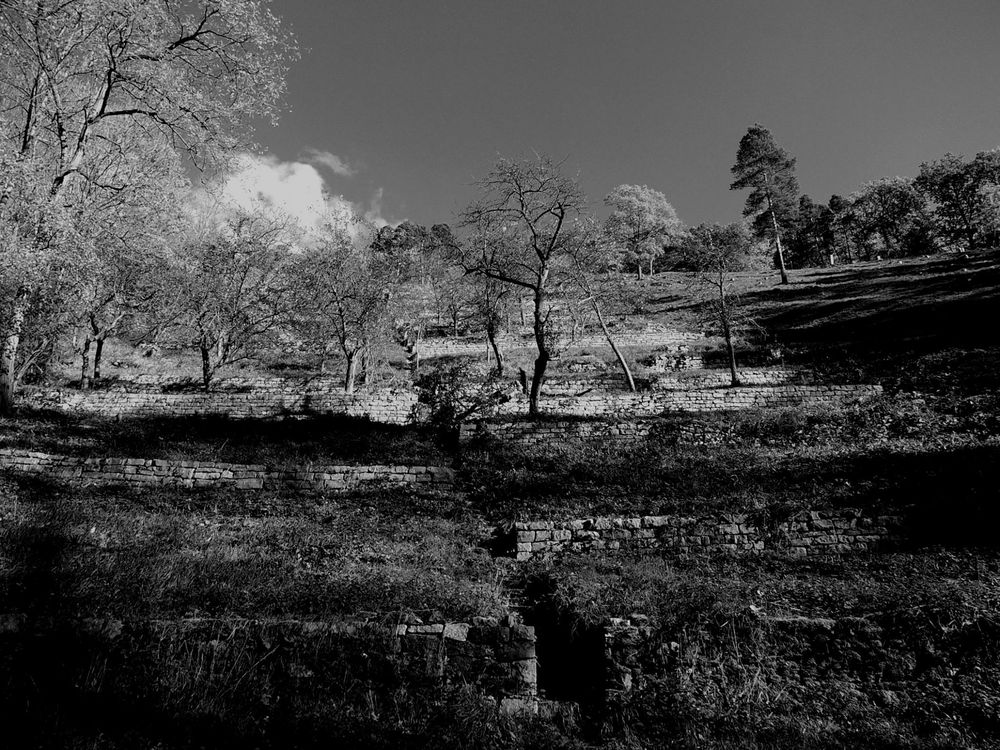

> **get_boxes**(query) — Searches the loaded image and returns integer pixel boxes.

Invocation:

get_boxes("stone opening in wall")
[518,596,606,732]
[534,619,605,705]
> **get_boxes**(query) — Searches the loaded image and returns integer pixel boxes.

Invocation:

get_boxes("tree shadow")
[743,254,1000,352]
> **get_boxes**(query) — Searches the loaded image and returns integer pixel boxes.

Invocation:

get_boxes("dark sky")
[256,0,1000,228]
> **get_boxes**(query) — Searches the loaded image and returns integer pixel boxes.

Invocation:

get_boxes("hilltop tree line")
[728,125,1000,277]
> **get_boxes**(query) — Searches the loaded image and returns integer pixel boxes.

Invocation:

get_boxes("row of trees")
[728,125,1000,275]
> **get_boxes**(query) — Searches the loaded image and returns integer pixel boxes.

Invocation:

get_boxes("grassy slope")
[5,253,1000,748]
[0,472,504,622]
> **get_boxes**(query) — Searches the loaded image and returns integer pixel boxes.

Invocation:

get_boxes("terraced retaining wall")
[418,325,702,360]
[0,614,541,714]
[502,509,904,561]
[648,368,808,390]
[23,386,419,424]
[461,417,736,450]
[497,384,882,417]
[0,448,454,491]
[83,374,363,393]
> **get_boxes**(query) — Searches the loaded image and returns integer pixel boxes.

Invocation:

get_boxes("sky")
[239,0,1000,230]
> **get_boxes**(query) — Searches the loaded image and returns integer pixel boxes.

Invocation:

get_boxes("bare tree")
[682,223,762,387]
[458,155,588,417]
[289,216,409,393]
[167,211,294,390]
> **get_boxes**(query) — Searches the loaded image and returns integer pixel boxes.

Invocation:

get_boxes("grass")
[0,473,503,622]
[462,404,1000,523]
[6,252,1000,748]
[0,411,450,467]
[518,549,1000,749]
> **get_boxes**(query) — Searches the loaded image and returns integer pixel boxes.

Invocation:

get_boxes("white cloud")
[219,153,328,228]
[364,187,388,227]
[196,152,392,236]
[302,148,356,177]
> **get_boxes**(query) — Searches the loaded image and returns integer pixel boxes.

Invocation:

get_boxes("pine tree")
[730,124,800,284]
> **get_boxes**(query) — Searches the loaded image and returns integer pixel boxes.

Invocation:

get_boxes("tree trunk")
[649,257,654,277]
[200,344,213,392]
[719,273,740,387]
[528,289,550,418]
[344,351,359,394]
[94,337,105,381]
[486,325,504,377]
[766,191,790,285]
[80,336,93,390]
[0,286,30,416]
[359,348,370,387]
[592,301,635,392]
[636,264,643,281]
[528,349,549,418]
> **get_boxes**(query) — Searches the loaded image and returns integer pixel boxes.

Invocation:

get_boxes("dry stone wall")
[0,448,454,492]
[497,384,882,417]
[0,613,540,713]
[460,418,659,449]
[461,417,759,451]
[82,374,358,393]
[503,509,903,561]
[418,325,702,360]
[23,386,419,424]
[648,368,808,391]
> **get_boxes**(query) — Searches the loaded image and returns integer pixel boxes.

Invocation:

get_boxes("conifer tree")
[730,124,799,284]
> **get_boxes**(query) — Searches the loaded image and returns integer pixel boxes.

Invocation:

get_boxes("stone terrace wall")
[89,374,361,393]
[418,325,703,360]
[460,418,659,449]
[649,368,809,391]
[496,384,882,417]
[0,614,539,713]
[503,509,904,561]
[0,448,454,492]
[540,368,809,396]
[418,334,528,359]
[460,417,748,451]
[23,387,419,424]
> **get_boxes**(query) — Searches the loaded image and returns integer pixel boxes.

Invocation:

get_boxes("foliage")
[847,177,933,257]
[604,184,683,278]
[414,361,511,434]
[915,150,1000,251]
[0,0,297,411]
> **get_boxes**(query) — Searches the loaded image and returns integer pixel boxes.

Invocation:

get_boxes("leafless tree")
[458,155,588,417]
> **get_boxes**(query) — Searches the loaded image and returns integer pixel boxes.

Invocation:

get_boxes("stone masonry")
[497,384,883,417]
[417,324,702,360]
[23,386,419,424]
[460,417,733,451]
[503,509,903,561]
[0,613,539,714]
[0,448,454,492]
